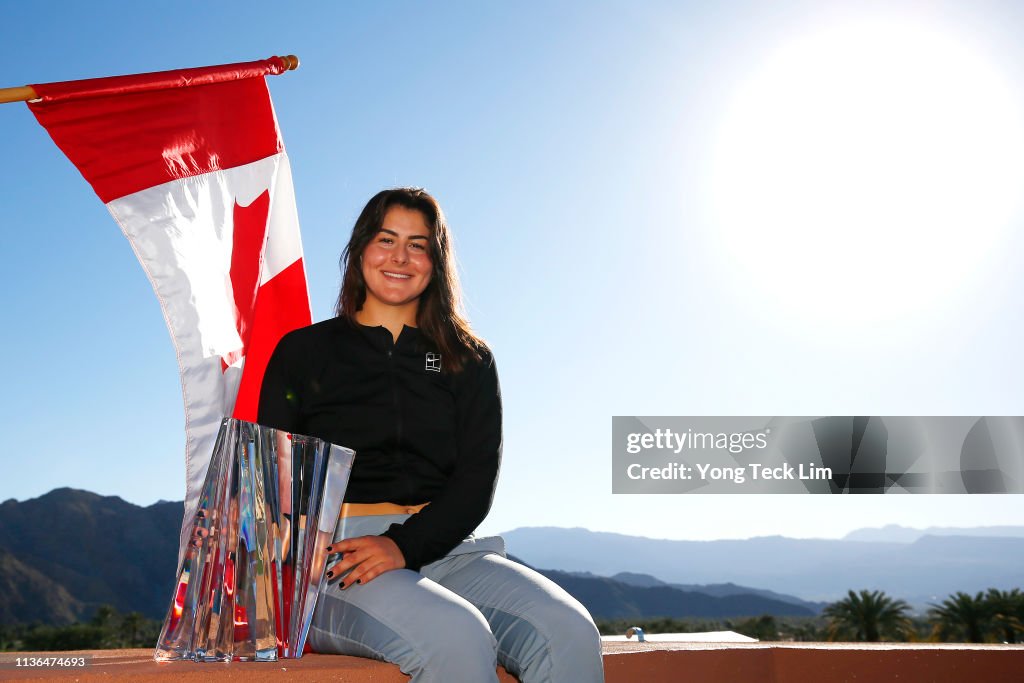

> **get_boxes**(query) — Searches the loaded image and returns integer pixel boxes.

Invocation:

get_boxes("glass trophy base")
[154,418,354,662]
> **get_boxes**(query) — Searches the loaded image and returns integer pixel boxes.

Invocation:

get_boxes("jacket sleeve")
[257,332,304,433]
[381,350,503,570]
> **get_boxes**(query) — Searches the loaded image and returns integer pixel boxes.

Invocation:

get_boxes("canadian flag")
[26,57,312,550]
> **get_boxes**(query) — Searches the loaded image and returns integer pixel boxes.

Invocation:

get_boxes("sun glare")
[709,18,1024,327]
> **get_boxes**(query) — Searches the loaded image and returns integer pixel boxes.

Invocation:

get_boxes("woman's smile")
[361,205,433,310]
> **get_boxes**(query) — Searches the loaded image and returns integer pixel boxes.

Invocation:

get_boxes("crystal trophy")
[154,418,354,661]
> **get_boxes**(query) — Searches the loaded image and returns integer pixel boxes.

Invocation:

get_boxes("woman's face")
[361,205,433,311]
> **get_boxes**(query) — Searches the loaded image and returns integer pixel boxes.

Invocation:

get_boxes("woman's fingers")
[322,535,405,587]
[343,556,387,587]
[324,539,360,579]
[324,541,360,582]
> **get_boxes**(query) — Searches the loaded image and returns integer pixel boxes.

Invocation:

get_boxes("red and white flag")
[26,57,312,549]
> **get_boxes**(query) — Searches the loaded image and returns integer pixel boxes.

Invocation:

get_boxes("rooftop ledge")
[3,642,1023,682]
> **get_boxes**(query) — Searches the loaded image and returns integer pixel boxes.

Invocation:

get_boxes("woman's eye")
[377,236,393,245]
[409,242,426,252]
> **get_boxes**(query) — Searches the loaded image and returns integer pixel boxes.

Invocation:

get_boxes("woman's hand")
[325,535,405,588]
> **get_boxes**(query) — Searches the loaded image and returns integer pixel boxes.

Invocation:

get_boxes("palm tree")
[984,588,1023,644]
[90,604,119,648]
[734,615,778,641]
[121,612,143,648]
[929,591,989,643]
[790,621,824,642]
[824,589,912,642]
[91,604,116,629]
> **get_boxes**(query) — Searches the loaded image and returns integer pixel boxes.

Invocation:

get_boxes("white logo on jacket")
[425,352,441,372]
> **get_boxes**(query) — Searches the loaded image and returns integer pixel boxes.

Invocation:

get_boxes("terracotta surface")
[0,649,516,682]
[2,642,1023,682]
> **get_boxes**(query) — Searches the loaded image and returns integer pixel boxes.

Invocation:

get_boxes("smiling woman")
[257,188,605,682]
[708,16,1024,326]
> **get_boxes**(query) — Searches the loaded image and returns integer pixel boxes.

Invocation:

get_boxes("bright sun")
[709,18,1024,327]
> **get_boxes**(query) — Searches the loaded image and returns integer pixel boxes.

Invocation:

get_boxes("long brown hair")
[335,188,484,371]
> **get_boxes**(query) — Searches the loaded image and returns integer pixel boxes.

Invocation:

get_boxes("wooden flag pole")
[0,85,38,104]
[0,55,300,105]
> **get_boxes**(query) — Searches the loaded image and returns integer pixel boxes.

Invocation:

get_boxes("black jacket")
[257,316,502,570]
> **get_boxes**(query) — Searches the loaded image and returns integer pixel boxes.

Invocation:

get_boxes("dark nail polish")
[355,579,361,585]
[326,546,333,553]
[326,571,333,579]
[339,581,346,589]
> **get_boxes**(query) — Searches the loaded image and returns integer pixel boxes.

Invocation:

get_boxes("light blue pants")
[308,514,605,683]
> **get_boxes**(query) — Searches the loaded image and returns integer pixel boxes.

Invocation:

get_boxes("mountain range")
[501,526,1024,608]
[0,488,179,625]
[842,523,1024,543]
[529,568,820,619]
[1,489,1020,624]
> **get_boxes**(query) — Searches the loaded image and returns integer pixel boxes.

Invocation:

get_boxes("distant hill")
[0,547,83,624]
[610,573,825,613]
[502,527,1024,607]
[842,524,1024,543]
[0,488,181,624]
[536,569,816,619]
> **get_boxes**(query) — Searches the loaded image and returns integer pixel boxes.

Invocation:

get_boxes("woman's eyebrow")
[379,228,429,240]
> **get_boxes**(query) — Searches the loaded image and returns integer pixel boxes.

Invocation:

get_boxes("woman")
[258,188,604,682]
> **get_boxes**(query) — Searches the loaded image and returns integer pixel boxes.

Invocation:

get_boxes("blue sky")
[2,1,1024,543]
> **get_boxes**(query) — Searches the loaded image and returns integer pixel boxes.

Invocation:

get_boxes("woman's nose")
[391,246,409,264]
